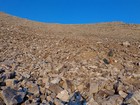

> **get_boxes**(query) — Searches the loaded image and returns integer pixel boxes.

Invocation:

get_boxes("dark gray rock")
[3,71,16,79]
[0,67,5,74]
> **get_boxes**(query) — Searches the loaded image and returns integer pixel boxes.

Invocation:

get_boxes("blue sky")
[0,0,140,24]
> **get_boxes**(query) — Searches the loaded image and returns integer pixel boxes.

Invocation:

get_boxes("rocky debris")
[0,12,140,105]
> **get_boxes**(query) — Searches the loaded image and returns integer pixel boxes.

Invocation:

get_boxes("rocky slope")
[0,12,140,105]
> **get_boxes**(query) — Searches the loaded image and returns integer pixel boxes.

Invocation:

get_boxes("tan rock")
[119,90,127,98]
[48,84,63,94]
[102,95,123,105]
[90,82,99,94]
[51,77,61,84]
[46,96,53,102]
[5,79,17,87]
[28,84,40,97]
[126,90,140,105]
[56,90,69,102]
[122,41,130,47]
[87,97,99,105]
[77,84,84,92]
[54,98,63,105]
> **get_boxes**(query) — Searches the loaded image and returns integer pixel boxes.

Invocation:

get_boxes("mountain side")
[0,12,140,105]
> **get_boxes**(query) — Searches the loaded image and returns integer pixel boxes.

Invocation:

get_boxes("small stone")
[77,84,84,92]
[56,90,70,102]
[103,58,110,64]
[68,92,86,105]
[54,98,63,105]
[23,73,30,79]
[138,45,140,49]
[138,62,140,66]
[1,87,26,105]
[48,84,63,94]
[28,84,40,97]
[0,97,5,105]
[90,82,99,94]
[5,79,18,87]
[124,90,140,105]
[46,95,53,102]
[62,79,72,91]
[102,95,123,105]
[87,97,99,105]
[3,71,16,79]
[122,41,130,47]
[108,49,114,57]
[41,100,50,105]
[32,97,41,103]
[119,90,127,98]
[50,77,61,84]
[0,67,5,74]
[24,100,31,105]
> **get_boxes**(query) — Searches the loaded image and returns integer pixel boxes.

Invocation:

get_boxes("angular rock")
[46,95,53,102]
[124,91,140,105]
[90,81,99,94]
[28,84,40,97]
[119,90,127,98]
[87,97,99,105]
[54,98,63,105]
[41,100,50,105]
[122,41,130,47]
[23,73,30,79]
[0,67,5,74]
[102,95,123,105]
[77,84,84,92]
[48,84,63,94]
[50,77,61,84]
[138,45,140,49]
[0,97,5,105]
[108,49,114,57]
[1,87,26,105]
[56,90,70,102]
[3,71,16,79]
[68,92,86,105]
[5,79,18,87]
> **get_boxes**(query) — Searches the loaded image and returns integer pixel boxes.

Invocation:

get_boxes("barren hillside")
[0,12,140,105]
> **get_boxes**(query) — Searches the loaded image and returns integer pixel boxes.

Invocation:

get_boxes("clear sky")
[0,0,140,24]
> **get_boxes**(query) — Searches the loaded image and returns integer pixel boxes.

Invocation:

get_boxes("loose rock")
[1,87,26,105]
[56,90,70,102]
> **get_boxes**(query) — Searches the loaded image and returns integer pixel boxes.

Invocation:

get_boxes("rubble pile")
[0,12,140,105]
